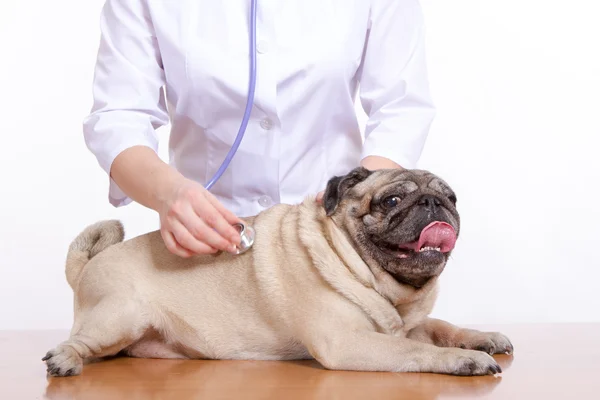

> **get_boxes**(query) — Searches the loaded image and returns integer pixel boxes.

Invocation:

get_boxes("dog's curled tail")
[65,220,125,289]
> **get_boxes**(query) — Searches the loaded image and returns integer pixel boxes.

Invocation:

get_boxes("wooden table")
[1,324,599,399]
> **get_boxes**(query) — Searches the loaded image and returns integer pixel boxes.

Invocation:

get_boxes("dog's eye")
[448,194,457,204]
[382,196,401,208]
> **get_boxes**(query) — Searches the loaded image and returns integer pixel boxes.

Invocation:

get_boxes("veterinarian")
[82,0,435,258]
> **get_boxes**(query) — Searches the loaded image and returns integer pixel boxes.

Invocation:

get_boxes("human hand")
[316,190,324,204]
[157,178,243,257]
[315,156,401,206]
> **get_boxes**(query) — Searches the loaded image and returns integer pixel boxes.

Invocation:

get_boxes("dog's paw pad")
[449,350,502,376]
[487,332,514,355]
[461,332,514,355]
[473,339,497,355]
[42,347,83,377]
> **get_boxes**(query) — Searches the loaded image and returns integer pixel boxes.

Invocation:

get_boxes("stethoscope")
[202,0,258,255]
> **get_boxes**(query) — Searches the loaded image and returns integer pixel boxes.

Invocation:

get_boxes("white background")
[1,1,599,330]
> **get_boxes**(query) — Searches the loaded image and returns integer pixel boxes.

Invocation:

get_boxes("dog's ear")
[323,167,372,216]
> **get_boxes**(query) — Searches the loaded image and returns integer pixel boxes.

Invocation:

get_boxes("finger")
[194,198,241,246]
[178,207,237,253]
[316,191,324,204]
[206,194,243,225]
[161,229,194,258]
[171,218,221,255]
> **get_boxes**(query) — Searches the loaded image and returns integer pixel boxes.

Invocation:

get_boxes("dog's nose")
[419,195,441,211]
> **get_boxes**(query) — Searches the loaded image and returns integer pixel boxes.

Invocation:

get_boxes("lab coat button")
[260,118,273,130]
[258,195,272,207]
[257,40,269,54]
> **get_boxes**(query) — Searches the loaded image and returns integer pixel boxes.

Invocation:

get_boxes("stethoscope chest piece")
[233,222,255,255]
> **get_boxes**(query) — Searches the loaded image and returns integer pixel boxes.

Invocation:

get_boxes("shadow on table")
[44,355,513,400]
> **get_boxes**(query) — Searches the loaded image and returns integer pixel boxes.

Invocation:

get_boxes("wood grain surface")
[1,324,599,399]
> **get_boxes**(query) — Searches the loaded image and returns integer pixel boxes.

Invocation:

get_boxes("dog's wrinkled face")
[323,167,460,288]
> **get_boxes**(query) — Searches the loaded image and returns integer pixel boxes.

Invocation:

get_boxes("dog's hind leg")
[42,296,151,377]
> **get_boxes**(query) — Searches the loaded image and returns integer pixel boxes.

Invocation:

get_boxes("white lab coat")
[83,0,436,217]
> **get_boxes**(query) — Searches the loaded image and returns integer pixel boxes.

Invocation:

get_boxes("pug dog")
[43,168,513,377]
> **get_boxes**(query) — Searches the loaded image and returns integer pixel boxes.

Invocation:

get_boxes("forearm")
[406,318,463,347]
[360,155,403,171]
[109,146,186,212]
[407,317,514,356]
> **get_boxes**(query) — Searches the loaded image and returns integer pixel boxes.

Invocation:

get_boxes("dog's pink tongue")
[415,222,457,253]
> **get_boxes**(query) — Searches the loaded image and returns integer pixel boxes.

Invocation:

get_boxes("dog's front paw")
[457,331,514,356]
[42,346,83,377]
[440,348,502,376]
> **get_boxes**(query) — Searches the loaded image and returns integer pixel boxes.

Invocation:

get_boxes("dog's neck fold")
[296,199,438,336]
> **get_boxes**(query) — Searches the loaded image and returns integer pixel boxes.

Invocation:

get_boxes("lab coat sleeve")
[82,0,169,207]
[358,0,436,169]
